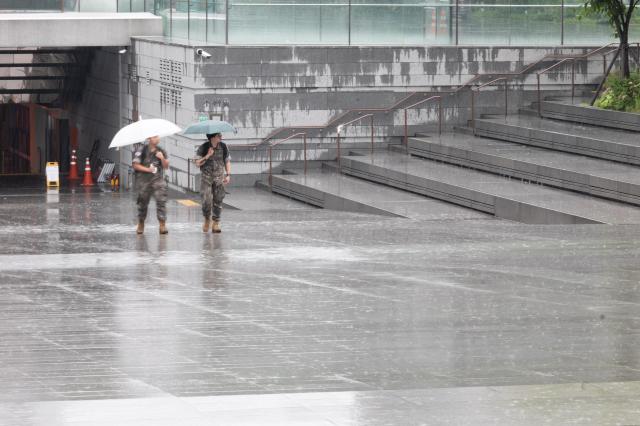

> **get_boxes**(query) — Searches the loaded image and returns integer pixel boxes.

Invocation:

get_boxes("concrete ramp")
[340,151,640,225]
[271,169,491,221]
[474,115,640,165]
[409,134,640,206]
[0,13,162,47]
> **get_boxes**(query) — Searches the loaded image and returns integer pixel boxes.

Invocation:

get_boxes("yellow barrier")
[46,162,60,187]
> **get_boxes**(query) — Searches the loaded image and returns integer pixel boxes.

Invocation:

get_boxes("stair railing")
[403,95,442,152]
[336,114,374,170]
[471,78,508,130]
[268,132,307,187]
[222,42,640,186]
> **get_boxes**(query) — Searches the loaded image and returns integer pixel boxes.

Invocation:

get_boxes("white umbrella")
[109,119,182,149]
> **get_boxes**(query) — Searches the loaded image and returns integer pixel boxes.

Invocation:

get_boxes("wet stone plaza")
[1,185,640,425]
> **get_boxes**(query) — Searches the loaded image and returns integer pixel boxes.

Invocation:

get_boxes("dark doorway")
[0,104,31,175]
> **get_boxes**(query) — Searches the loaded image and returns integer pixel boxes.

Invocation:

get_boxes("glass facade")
[1,0,638,45]
[157,0,640,46]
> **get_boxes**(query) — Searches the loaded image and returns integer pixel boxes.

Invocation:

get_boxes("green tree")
[583,0,639,77]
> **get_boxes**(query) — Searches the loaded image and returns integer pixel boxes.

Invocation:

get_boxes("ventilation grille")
[160,84,182,107]
[128,64,138,82]
[159,59,183,107]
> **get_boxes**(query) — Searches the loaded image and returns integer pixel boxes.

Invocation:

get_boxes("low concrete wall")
[541,99,640,131]
[121,40,608,189]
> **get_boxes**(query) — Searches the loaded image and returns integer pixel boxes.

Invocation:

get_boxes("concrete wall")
[119,39,607,189]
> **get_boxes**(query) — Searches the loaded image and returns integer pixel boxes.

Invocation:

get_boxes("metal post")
[404,108,408,153]
[225,0,230,45]
[187,0,191,40]
[370,115,374,156]
[504,79,508,117]
[591,44,621,106]
[60,0,64,12]
[438,97,442,135]
[571,58,575,102]
[454,0,459,45]
[470,89,475,130]
[603,54,607,75]
[303,133,307,175]
[347,0,352,46]
[170,0,173,38]
[336,132,341,170]
[130,0,133,12]
[268,145,273,187]
[560,0,564,46]
[205,0,209,43]
[187,158,191,190]
[536,74,541,117]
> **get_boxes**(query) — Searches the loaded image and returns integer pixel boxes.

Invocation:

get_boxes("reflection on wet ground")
[0,187,639,425]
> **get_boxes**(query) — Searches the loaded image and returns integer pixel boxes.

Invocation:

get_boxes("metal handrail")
[268,132,307,186]
[536,58,576,115]
[471,77,508,129]
[257,91,439,148]
[218,41,640,186]
[454,42,621,95]
[336,114,374,169]
[403,95,442,152]
[534,44,635,116]
[257,43,633,154]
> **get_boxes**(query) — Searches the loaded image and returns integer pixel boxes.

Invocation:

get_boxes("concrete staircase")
[266,98,640,225]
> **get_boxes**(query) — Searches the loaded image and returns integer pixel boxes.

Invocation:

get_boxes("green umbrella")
[183,120,236,135]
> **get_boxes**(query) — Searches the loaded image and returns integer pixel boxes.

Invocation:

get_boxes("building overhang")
[0,12,162,48]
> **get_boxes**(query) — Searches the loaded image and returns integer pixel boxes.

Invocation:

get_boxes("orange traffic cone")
[81,157,94,186]
[69,149,80,180]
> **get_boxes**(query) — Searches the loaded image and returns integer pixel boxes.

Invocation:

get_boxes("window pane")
[351,0,452,45]
[228,0,349,44]
[458,0,561,46]
[170,0,190,40]
[76,0,117,11]
[563,2,615,45]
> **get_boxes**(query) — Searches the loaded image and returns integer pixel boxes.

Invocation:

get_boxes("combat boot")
[159,220,168,234]
[202,218,211,233]
[136,220,144,235]
[212,220,221,233]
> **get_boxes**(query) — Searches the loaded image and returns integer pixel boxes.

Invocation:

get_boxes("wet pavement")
[1,186,640,425]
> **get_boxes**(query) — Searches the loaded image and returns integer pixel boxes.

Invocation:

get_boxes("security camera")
[196,48,211,58]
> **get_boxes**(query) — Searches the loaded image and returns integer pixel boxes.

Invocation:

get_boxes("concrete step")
[339,151,640,224]
[540,98,640,132]
[409,134,640,206]
[270,169,491,221]
[474,115,640,165]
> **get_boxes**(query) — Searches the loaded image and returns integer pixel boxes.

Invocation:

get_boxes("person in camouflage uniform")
[132,136,170,235]
[195,133,231,233]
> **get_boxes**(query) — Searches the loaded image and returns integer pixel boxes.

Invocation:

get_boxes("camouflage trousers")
[201,181,225,220]
[137,178,168,221]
